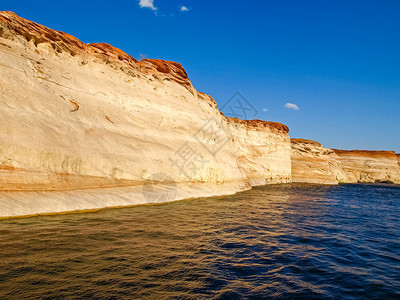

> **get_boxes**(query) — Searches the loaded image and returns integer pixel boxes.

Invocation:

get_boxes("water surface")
[0,184,399,299]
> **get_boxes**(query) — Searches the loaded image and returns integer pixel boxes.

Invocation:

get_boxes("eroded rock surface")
[333,150,400,184]
[291,139,400,184]
[0,11,291,217]
[291,139,347,184]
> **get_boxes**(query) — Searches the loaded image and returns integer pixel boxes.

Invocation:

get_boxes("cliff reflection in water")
[0,184,399,299]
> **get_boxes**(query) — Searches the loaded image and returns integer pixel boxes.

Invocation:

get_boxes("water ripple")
[0,184,399,299]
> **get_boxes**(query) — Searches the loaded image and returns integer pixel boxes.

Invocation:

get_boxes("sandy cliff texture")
[291,139,400,184]
[227,118,291,186]
[0,11,291,217]
[333,150,400,184]
[291,139,347,184]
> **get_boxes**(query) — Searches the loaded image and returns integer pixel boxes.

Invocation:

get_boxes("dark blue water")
[0,184,399,299]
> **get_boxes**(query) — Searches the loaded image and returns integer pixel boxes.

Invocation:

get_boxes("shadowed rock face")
[291,139,400,184]
[0,11,292,216]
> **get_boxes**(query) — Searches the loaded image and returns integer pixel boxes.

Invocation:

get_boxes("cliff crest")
[291,138,322,148]
[0,11,194,91]
[0,10,398,218]
[0,11,292,217]
[227,118,289,134]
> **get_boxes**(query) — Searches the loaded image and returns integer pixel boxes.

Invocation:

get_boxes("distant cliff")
[333,150,400,184]
[291,139,400,184]
[291,139,347,184]
[0,11,291,217]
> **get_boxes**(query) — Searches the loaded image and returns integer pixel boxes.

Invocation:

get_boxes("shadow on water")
[0,184,399,299]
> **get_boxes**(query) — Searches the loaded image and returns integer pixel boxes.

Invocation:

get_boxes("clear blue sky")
[2,0,400,151]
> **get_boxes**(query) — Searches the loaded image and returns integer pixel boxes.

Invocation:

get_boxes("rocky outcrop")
[333,150,400,184]
[291,139,347,184]
[291,139,400,184]
[0,11,291,217]
[1,11,398,218]
[227,118,291,186]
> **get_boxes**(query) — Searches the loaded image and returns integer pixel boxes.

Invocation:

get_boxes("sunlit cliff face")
[291,139,400,184]
[0,11,398,218]
[0,11,291,217]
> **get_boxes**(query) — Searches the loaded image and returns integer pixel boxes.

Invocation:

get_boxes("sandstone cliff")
[291,139,347,184]
[333,150,400,184]
[291,139,400,184]
[0,11,291,217]
[226,118,291,186]
[1,11,398,218]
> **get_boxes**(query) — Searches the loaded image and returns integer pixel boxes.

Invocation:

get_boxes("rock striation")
[291,139,400,184]
[0,11,398,218]
[0,11,291,217]
[226,118,291,186]
[333,150,400,184]
[290,139,347,184]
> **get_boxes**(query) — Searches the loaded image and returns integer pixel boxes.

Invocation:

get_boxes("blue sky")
[2,0,400,151]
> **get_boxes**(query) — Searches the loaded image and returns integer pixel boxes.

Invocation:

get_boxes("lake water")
[0,184,399,299]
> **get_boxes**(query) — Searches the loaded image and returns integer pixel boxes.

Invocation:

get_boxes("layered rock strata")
[0,11,291,217]
[227,118,291,186]
[1,11,398,218]
[291,139,347,184]
[333,150,400,184]
[291,139,400,184]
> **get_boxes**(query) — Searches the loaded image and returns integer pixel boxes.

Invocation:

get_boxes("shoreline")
[1,181,399,220]
[0,12,398,220]
[0,180,252,219]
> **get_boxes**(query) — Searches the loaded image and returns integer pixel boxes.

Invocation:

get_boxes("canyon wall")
[0,11,291,217]
[226,118,291,186]
[291,139,400,184]
[333,150,400,184]
[291,139,347,184]
[0,11,398,218]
